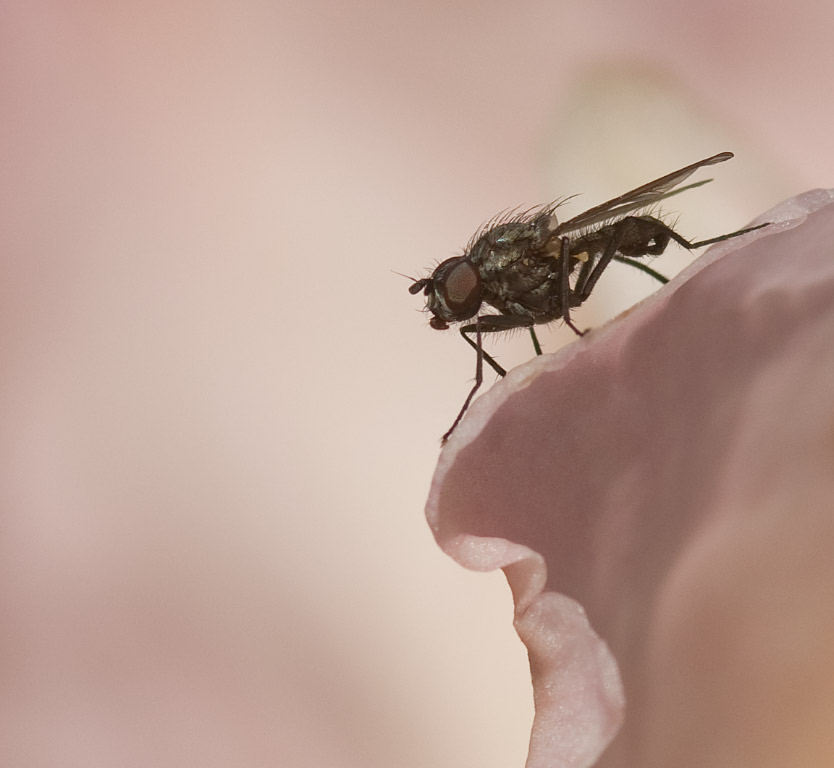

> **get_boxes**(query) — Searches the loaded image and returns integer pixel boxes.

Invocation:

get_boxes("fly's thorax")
[468,219,544,262]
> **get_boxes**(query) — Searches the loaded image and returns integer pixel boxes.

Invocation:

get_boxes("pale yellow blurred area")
[0,1,830,766]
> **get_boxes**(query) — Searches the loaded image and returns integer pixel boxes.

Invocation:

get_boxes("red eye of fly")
[435,258,481,319]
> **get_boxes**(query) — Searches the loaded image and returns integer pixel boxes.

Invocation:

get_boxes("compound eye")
[436,259,481,319]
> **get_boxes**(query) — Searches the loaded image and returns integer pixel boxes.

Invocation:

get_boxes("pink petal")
[427,189,834,767]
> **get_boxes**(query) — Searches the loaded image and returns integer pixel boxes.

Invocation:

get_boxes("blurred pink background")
[0,1,831,765]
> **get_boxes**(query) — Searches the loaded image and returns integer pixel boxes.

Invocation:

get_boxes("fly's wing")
[553,152,733,236]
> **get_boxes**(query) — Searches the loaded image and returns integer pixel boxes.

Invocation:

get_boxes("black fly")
[410,152,768,442]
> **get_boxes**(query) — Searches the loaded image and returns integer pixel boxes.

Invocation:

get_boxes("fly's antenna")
[396,269,433,295]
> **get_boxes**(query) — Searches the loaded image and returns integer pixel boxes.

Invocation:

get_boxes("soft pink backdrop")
[1,1,831,765]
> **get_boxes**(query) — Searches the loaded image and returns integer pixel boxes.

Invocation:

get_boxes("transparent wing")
[554,152,733,236]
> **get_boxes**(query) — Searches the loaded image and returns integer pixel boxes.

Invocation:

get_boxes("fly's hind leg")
[658,221,769,250]
[613,256,669,284]
[559,216,768,347]
[604,217,770,286]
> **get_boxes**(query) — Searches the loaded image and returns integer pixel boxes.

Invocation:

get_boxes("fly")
[410,151,768,442]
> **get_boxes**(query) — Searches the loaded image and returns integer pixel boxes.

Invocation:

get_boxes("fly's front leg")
[442,316,485,443]
[443,314,535,443]
[459,326,506,377]
[459,313,538,376]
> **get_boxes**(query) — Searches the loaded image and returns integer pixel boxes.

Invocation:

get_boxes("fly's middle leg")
[575,217,653,302]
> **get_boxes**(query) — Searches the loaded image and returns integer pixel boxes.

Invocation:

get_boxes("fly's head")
[409,256,482,330]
